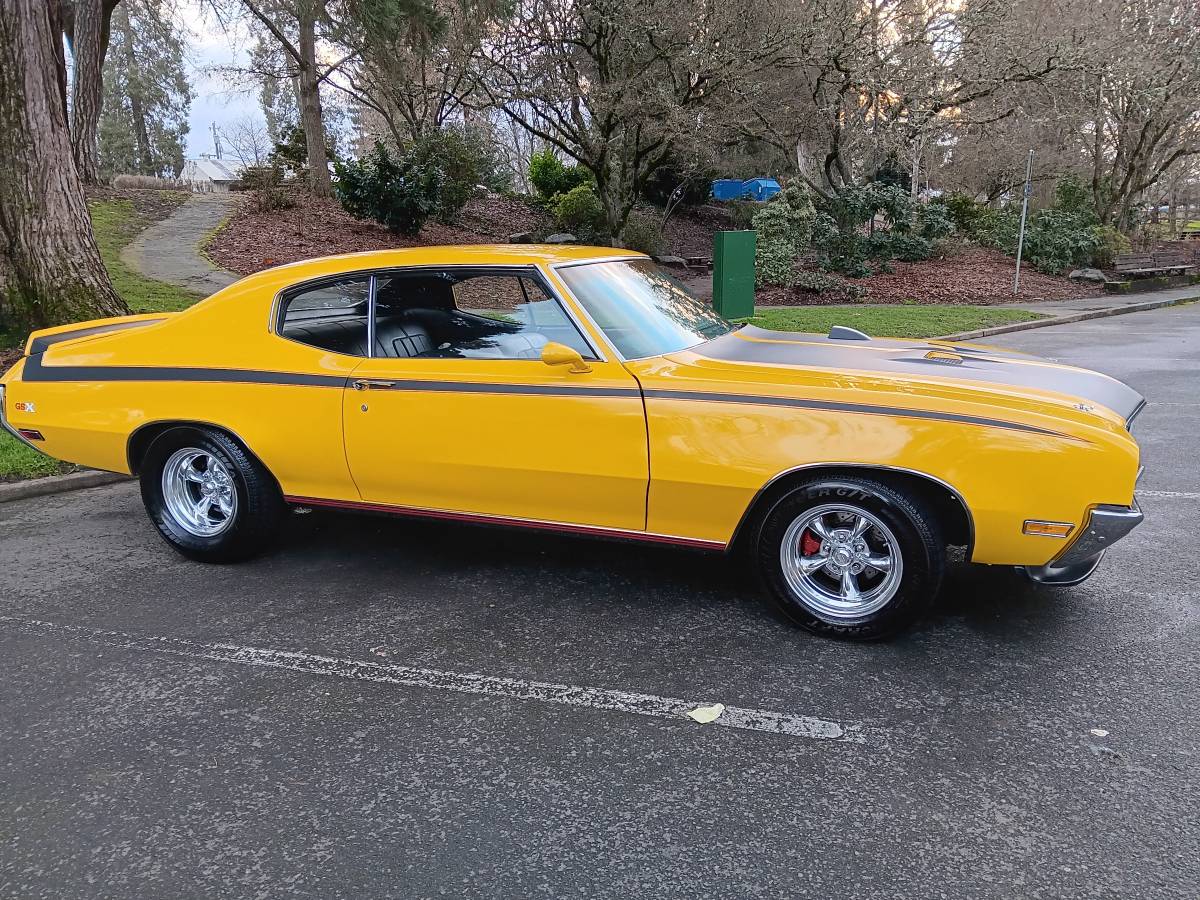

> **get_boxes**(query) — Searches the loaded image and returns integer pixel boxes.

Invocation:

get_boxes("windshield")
[557,258,736,359]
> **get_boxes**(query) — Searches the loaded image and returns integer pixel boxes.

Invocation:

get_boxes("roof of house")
[184,158,245,182]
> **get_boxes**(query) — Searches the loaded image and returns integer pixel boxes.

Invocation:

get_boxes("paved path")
[121,193,239,297]
[999,282,1200,317]
[0,304,1196,897]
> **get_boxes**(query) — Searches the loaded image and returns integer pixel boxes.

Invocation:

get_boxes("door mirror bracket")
[541,342,592,374]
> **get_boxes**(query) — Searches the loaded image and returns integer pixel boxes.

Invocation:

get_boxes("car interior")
[280,271,594,360]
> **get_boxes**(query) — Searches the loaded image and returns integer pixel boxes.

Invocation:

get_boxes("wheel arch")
[127,420,267,478]
[729,464,974,556]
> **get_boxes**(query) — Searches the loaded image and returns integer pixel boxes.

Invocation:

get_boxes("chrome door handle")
[353,379,395,391]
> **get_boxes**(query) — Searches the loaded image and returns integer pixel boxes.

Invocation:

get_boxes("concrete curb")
[0,470,130,504]
[940,294,1199,342]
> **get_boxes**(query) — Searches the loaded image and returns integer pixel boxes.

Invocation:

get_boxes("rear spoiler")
[24,313,170,356]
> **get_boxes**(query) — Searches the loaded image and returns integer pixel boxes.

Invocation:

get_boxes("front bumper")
[1021,498,1143,586]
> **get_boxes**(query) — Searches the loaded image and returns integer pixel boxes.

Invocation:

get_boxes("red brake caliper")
[800,529,822,556]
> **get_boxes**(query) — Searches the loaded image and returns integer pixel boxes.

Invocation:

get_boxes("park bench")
[1113,251,1198,277]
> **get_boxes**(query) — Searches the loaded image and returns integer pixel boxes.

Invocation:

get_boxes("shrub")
[811,183,920,276]
[552,184,606,236]
[620,211,664,256]
[239,164,294,213]
[1020,208,1101,274]
[411,126,504,224]
[916,201,953,240]
[726,200,759,229]
[334,140,440,236]
[751,183,816,286]
[943,192,989,236]
[112,174,181,190]
[529,149,592,200]
[1090,225,1131,269]
[793,270,869,300]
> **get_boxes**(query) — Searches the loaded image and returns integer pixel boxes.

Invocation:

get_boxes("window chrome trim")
[366,274,378,358]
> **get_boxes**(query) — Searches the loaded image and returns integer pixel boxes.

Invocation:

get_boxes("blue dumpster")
[743,177,781,201]
[711,177,782,202]
[711,179,745,201]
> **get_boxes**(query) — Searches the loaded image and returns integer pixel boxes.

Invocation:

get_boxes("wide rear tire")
[755,476,945,640]
[139,426,284,563]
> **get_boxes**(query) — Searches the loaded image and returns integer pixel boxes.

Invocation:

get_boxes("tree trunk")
[113,3,152,174]
[0,0,127,329]
[297,12,332,197]
[68,0,114,185]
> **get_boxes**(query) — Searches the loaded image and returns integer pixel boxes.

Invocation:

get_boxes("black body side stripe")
[20,355,1071,437]
[641,388,1071,438]
[22,355,349,388]
[27,319,168,355]
[366,380,638,398]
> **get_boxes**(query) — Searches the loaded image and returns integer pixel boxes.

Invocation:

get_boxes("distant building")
[180,158,245,193]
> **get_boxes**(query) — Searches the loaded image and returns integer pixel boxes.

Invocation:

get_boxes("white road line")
[0,616,864,744]
[1138,490,1200,500]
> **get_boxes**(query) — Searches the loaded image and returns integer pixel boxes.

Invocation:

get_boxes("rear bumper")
[1021,498,1143,586]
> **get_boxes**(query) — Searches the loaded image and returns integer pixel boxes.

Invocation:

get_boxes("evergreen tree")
[98,0,191,180]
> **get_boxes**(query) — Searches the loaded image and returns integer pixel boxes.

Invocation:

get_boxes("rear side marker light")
[17,429,44,442]
[1023,520,1074,538]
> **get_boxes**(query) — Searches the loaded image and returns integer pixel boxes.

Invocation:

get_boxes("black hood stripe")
[641,389,1071,438]
[20,355,1072,438]
[698,328,1145,423]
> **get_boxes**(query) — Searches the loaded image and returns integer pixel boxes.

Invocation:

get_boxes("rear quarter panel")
[3,275,362,502]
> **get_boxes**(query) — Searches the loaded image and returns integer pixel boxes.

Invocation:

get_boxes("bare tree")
[1,0,126,329]
[482,0,790,242]
[224,114,273,165]
[1074,0,1200,226]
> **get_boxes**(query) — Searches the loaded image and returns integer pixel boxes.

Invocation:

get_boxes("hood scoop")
[828,325,871,341]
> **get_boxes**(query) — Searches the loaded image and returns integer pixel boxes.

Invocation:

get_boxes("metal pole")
[1014,149,1034,296]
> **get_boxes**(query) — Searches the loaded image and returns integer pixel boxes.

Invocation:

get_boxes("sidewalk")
[943,283,1200,340]
[121,194,240,297]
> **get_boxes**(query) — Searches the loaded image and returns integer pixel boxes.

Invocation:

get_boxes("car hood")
[684,326,1145,425]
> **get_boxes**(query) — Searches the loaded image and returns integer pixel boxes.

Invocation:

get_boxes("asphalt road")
[2,305,1197,899]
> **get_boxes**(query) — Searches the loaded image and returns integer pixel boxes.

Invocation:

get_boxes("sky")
[178,1,262,158]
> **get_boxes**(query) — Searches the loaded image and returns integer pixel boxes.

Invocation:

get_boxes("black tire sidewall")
[139,427,278,563]
[756,478,943,640]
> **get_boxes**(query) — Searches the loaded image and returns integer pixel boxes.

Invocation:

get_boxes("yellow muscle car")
[1,246,1144,639]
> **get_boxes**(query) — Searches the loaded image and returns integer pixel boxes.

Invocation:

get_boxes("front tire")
[140,426,283,563]
[755,477,945,640]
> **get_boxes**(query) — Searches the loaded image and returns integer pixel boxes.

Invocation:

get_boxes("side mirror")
[541,341,592,374]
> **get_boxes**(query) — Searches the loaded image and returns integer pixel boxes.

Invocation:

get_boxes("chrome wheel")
[160,448,237,537]
[779,503,903,622]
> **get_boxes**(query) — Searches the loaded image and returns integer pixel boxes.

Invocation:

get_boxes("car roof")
[262,244,646,278]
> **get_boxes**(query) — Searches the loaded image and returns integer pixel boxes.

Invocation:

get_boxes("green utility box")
[712,230,756,319]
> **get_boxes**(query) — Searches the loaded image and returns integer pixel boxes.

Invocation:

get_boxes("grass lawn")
[87,195,202,314]
[743,304,1045,338]
[2,193,202,481]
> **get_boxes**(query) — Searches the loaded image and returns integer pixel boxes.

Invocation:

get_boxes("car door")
[341,266,648,531]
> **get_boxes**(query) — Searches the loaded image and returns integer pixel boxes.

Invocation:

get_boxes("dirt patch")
[208,193,552,276]
[206,194,1101,306]
[0,347,22,369]
[757,246,1105,307]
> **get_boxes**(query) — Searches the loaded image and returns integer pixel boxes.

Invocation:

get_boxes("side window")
[279,277,371,356]
[369,270,596,361]
[448,275,595,359]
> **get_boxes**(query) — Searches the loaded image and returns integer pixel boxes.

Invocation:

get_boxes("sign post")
[712,230,756,319]
[1013,149,1034,296]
